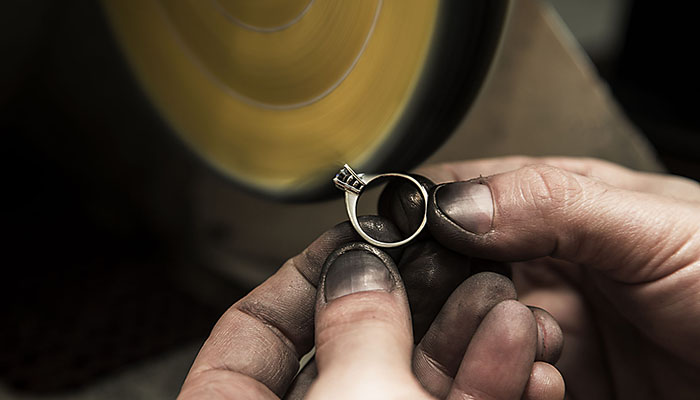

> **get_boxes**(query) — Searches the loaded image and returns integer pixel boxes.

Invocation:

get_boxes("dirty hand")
[178,216,564,399]
[416,156,700,399]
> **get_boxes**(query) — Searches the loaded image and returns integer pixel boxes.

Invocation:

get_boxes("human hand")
[412,156,700,399]
[178,217,565,399]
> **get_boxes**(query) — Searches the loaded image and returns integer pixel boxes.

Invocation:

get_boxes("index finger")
[179,218,403,399]
[418,156,700,201]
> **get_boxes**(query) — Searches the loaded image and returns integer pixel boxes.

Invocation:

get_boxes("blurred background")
[546,0,699,177]
[1,0,697,398]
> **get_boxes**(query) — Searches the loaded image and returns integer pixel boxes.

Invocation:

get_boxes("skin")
[178,155,700,399]
[179,220,564,398]
[417,156,700,399]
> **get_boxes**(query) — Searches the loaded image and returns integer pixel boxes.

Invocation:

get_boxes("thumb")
[306,243,429,400]
[427,164,700,284]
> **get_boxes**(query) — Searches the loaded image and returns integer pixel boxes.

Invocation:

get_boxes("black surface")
[608,0,700,180]
[1,1,240,393]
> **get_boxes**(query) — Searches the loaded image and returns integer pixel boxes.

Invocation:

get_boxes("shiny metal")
[334,164,428,248]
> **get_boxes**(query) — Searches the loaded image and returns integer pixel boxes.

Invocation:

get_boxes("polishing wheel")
[102,0,509,200]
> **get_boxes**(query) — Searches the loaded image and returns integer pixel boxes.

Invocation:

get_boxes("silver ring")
[333,164,428,248]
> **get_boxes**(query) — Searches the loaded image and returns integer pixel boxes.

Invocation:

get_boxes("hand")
[178,218,565,399]
[414,156,700,399]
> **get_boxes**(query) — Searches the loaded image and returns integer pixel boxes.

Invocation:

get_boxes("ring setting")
[334,164,428,248]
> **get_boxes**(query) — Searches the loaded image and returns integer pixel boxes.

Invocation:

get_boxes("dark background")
[1,0,698,395]
[603,1,700,179]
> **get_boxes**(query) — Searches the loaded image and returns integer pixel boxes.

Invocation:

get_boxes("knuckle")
[517,164,587,215]
[574,157,608,177]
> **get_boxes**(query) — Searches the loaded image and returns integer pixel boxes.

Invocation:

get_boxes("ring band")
[333,164,428,248]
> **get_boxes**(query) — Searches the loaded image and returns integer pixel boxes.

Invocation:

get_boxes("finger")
[417,156,539,183]
[514,259,613,399]
[522,362,566,400]
[378,172,471,342]
[398,240,471,342]
[307,243,430,399]
[447,300,538,400]
[180,217,403,399]
[413,272,517,399]
[418,156,700,201]
[427,164,700,361]
[530,307,564,364]
[378,174,434,238]
[378,173,476,342]
[427,163,700,284]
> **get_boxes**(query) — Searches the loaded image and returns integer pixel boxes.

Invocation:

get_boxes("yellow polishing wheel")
[102,0,508,199]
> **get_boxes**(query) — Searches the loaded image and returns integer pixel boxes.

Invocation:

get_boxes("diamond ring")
[334,164,428,248]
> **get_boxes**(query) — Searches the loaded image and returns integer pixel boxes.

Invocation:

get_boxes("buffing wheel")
[102,0,509,199]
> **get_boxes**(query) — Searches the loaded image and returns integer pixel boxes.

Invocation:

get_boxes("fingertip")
[412,272,517,397]
[434,181,494,234]
[317,242,401,306]
[463,271,516,299]
[356,216,405,260]
[491,299,538,338]
[377,174,434,238]
[426,183,486,257]
[322,248,394,302]
[427,165,575,260]
[522,362,566,400]
[449,300,537,399]
[398,240,471,342]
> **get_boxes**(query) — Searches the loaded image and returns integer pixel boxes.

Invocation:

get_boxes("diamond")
[333,164,365,194]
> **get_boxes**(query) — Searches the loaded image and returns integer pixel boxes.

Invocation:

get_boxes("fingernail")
[435,182,494,234]
[324,248,393,302]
